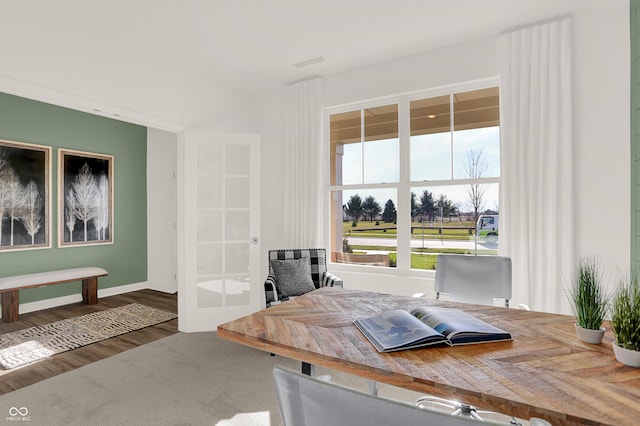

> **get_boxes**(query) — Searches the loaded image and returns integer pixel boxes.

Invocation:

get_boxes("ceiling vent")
[294,56,326,68]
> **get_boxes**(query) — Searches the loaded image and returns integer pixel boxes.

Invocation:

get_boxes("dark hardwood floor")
[0,289,178,395]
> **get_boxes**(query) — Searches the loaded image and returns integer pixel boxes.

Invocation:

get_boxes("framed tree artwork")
[58,149,114,247]
[0,139,51,251]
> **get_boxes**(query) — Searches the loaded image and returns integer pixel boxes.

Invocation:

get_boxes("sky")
[339,126,500,215]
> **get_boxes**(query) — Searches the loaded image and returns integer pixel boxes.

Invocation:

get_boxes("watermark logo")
[6,407,30,422]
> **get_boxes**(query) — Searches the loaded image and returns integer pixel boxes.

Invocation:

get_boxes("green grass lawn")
[343,220,476,241]
[388,252,437,269]
[350,243,498,269]
[352,249,496,270]
[342,220,497,270]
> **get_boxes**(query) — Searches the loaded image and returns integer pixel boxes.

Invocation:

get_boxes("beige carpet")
[0,332,423,425]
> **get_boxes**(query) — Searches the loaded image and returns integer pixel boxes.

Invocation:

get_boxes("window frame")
[324,77,500,277]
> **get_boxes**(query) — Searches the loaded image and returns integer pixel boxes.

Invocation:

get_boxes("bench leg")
[1,290,20,323]
[82,277,98,305]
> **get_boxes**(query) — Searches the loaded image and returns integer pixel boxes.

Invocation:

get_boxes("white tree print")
[18,180,42,244]
[60,153,112,246]
[0,151,10,245]
[5,166,25,246]
[92,173,109,240]
[69,162,99,242]
[65,191,77,243]
[0,143,49,249]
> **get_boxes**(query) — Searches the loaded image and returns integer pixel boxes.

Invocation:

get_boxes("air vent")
[294,56,326,68]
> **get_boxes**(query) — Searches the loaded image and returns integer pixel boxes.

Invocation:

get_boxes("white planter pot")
[613,342,640,368]
[575,324,605,344]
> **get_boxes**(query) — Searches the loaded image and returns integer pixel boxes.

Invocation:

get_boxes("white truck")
[476,214,499,243]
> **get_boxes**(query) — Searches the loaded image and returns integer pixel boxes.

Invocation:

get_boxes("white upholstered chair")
[413,254,525,422]
[273,366,509,426]
[415,395,540,425]
[434,254,512,307]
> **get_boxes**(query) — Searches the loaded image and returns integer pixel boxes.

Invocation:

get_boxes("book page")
[411,307,511,344]
[354,309,446,352]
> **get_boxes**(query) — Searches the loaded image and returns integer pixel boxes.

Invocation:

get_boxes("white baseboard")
[11,281,149,317]
[146,283,178,294]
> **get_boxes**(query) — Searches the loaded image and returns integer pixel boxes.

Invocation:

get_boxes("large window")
[328,84,500,270]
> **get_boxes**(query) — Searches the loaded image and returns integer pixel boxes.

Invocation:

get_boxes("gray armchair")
[264,248,343,307]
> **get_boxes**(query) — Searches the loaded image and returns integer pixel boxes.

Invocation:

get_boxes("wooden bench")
[0,267,108,323]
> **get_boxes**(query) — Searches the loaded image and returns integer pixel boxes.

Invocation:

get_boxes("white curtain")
[283,78,324,248]
[499,17,575,314]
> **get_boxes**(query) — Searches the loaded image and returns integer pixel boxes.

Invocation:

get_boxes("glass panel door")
[179,132,260,332]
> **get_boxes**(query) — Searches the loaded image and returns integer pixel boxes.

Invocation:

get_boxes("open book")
[354,307,512,353]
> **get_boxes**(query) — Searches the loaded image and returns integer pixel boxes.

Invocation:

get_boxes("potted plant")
[567,257,609,344]
[610,273,640,367]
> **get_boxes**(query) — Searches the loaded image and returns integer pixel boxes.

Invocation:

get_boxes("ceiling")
[0,0,622,131]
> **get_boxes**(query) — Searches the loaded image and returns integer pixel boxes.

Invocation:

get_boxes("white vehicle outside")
[476,214,499,243]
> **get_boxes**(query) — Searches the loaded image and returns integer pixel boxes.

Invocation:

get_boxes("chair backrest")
[273,366,503,426]
[268,249,327,289]
[434,254,512,307]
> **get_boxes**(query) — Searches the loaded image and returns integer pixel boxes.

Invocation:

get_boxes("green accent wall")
[633,0,640,271]
[0,92,147,303]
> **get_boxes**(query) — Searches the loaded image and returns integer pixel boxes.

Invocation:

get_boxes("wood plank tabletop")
[217,287,640,426]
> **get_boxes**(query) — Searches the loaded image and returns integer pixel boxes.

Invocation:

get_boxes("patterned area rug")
[0,303,177,370]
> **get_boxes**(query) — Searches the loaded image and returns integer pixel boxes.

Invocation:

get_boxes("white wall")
[572,5,630,287]
[323,36,498,107]
[147,128,178,293]
[255,3,631,307]
[253,87,288,279]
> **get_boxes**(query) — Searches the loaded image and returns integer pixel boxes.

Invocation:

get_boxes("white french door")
[178,132,261,332]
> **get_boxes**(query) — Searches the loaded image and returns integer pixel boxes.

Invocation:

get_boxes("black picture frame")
[0,139,51,251]
[58,149,114,247]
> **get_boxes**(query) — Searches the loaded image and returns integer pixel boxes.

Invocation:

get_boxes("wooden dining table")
[217,287,640,426]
